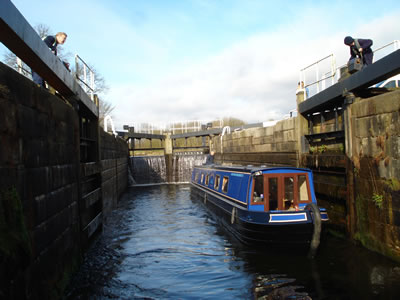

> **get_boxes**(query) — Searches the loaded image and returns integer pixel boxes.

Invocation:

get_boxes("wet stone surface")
[65,185,400,299]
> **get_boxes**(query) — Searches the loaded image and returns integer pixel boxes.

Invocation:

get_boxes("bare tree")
[74,62,108,95]
[220,117,247,127]
[98,99,115,127]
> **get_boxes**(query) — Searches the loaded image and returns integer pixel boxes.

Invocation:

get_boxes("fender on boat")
[306,203,321,259]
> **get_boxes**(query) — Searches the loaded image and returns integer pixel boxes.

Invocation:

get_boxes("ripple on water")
[65,185,400,300]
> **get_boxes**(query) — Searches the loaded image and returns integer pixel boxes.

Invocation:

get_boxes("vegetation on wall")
[372,193,383,209]
[0,187,32,262]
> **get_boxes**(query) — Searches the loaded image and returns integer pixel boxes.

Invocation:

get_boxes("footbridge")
[118,123,264,153]
[297,47,400,147]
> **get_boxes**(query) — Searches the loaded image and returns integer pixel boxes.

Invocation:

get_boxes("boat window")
[222,176,229,193]
[195,172,199,182]
[201,173,204,184]
[284,177,294,210]
[298,175,309,202]
[268,177,278,210]
[214,175,220,190]
[205,174,209,186]
[253,174,264,203]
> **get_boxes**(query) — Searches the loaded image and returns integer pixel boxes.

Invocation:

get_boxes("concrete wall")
[0,63,128,298]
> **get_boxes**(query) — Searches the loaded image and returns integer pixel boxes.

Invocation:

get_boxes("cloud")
[8,0,399,131]
[109,9,400,130]
[105,23,305,127]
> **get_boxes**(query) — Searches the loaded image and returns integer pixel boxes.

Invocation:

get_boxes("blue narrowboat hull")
[190,164,328,248]
[191,184,314,247]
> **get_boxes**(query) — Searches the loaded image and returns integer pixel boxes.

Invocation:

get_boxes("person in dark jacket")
[31,32,68,87]
[344,36,373,65]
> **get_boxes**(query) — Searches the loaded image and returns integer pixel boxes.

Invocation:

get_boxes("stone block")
[274,120,284,132]
[283,129,295,141]
[360,137,380,158]
[282,118,296,131]
[253,128,266,138]
[356,114,395,138]
[0,134,20,165]
[51,164,76,190]
[81,162,101,177]
[239,137,252,146]
[102,167,116,182]
[253,144,272,152]
[392,159,400,179]
[45,184,77,220]
[243,145,252,152]
[0,65,36,109]
[101,159,115,170]
[26,167,50,198]
[117,163,127,175]
[83,187,101,209]
[352,90,400,118]
[34,194,47,225]
[262,136,274,144]
[243,128,258,138]
[33,223,48,255]
[265,126,274,136]
[277,141,297,152]
[232,131,240,139]
[23,138,50,168]
[252,137,263,145]
[117,157,128,166]
[17,106,45,138]
[0,99,17,136]
[273,131,284,143]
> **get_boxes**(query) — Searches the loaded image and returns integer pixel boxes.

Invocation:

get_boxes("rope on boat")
[306,203,322,259]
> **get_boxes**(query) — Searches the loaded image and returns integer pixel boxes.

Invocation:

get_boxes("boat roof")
[194,164,311,174]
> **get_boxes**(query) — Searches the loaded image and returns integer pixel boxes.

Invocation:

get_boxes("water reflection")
[65,185,400,299]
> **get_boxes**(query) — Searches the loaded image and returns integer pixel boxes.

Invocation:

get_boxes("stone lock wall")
[100,130,128,218]
[0,62,81,299]
[0,63,129,298]
[348,89,400,260]
[211,118,298,166]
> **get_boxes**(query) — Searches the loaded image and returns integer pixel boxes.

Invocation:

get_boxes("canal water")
[65,185,400,299]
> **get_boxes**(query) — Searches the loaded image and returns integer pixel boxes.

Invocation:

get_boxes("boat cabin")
[192,165,316,212]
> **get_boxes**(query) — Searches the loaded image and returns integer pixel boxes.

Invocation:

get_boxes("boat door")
[251,172,312,211]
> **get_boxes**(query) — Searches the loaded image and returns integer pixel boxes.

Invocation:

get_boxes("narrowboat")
[190,164,328,254]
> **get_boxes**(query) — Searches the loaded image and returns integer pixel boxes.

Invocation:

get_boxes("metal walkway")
[298,49,400,116]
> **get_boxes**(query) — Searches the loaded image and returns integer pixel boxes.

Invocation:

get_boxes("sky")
[2,0,400,130]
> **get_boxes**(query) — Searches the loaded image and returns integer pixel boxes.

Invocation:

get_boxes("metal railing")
[16,57,31,76]
[129,119,224,135]
[75,54,95,101]
[299,54,336,99]
[300,40,400,99]
[12,52,97,103]
[103,115,117,136]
